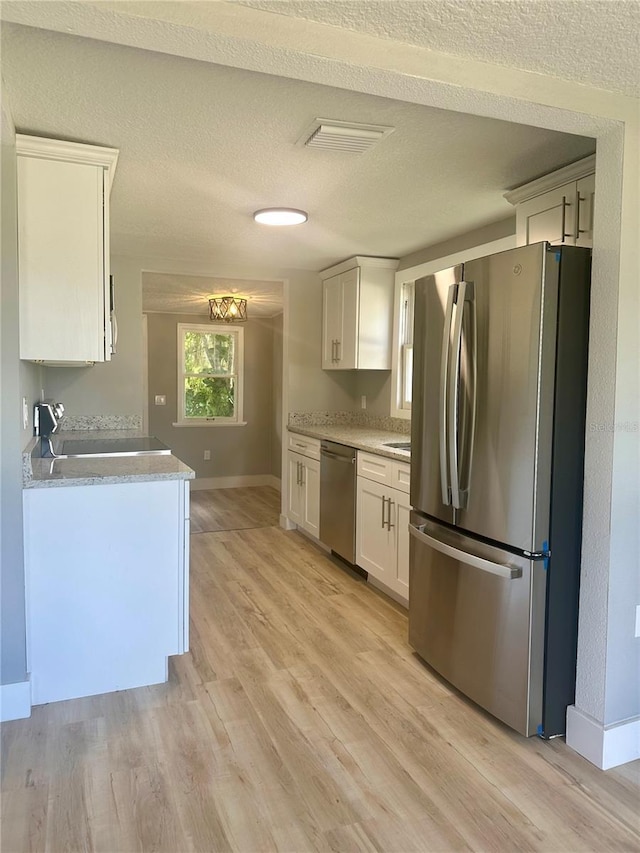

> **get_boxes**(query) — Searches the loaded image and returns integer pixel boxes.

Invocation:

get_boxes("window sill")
[172,421,248,428]
[389,407,411,421]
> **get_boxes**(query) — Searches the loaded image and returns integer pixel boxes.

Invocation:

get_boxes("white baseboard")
[566,705,640,769]
[0,678,32,721]
[192,475,281,491]
[280,514,297,530]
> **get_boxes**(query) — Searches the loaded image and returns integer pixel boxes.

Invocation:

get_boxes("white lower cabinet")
[23,478,190,706]
[356,451,411,604]
[287,450,320,537]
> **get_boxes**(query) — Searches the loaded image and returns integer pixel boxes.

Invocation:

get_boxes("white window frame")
[174,323,246,427]
[390,235,517,419]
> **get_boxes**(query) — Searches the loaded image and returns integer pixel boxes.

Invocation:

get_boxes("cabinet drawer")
[287,432,321,460]
[358,450,411,490]
[358,450,393,484]
[391,461,411,494]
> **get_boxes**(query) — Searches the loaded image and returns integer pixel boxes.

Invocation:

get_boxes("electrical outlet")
[635,605,640,638]
[204,450,211,461]
[154,395,166,406]
[361,395,367,410]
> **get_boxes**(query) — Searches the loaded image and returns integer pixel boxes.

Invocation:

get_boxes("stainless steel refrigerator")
[409,242,591,738]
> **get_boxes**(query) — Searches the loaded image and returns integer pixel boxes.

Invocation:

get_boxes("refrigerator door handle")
[448,281,466,509]
[439,284,456,505]
[409,523,523,580]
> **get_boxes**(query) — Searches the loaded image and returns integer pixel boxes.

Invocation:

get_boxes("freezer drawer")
[408,514,546,736]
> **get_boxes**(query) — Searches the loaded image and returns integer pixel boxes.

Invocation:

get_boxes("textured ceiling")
[142,273,283,318]
[241,0,640,98]
[1,6,601,312]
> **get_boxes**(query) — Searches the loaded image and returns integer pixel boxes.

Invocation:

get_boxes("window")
[176,324,244,425]
[399,281,414,411]
[391,279,415,419]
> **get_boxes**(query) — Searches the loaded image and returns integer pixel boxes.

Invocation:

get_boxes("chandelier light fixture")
[253,208,308,226]
[209,295,248,323]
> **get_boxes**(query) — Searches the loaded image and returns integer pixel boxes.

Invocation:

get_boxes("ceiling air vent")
[297,118,395,153]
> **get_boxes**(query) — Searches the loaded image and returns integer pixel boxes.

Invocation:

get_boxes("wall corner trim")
[566,705,640,770]
[0,678,32,722]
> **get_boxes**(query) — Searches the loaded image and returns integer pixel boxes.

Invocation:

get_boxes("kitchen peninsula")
[22,426,193,707]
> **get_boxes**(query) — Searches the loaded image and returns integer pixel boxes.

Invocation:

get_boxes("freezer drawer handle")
[409,524,523,580]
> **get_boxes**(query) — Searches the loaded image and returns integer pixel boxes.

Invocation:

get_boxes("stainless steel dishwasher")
[320,441,357,563]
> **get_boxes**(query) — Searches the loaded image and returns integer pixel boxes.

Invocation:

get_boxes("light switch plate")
[154,395,166,406]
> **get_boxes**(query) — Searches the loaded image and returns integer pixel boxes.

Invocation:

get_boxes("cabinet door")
[356,477,395,582]
[338,267,359,369]
[395,492,411,600]
[322,274,343,369]
[287,452,303,524]
[516,181,577,247]
[576,174,595,248]
[301,457,320,537]
[18,156,108,362]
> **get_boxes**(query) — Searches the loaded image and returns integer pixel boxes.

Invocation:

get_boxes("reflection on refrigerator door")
[408,513,546,737]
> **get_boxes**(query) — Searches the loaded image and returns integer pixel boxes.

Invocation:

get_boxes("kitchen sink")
[384,441,411,450]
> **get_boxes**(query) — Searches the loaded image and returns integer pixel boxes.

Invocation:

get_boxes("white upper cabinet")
[17,135,119,365]
[320,256,399,370]
[504,154,595,249]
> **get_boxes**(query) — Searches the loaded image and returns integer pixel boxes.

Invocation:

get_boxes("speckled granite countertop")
[23,430,194,489]
[288,424,411,462]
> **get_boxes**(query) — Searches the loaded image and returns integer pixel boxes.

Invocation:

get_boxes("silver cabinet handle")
[439,285,456,506]
[300,462,305,487]
[561,195,572,242]
[386,498,395,530]
[576,192,590,237]
[297,460,302,486]
[336,339,341,362]
[381,495,386,528]
[409,524,523,580]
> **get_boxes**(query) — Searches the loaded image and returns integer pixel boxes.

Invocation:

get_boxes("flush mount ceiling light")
[297,118,396,153]
[253,208,308,226]
[209,295,248,322]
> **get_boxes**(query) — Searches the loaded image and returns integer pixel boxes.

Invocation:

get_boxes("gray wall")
[286,270,359,413]
[43,254,144,419]
[271,313,283,479]
[398,217,516,271]
[146,312,275,479]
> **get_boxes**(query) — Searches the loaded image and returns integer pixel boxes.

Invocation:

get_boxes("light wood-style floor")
[2,486,639,852]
